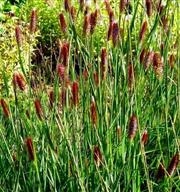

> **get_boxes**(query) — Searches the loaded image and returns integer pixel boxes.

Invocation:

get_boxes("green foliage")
[0,0,179,191]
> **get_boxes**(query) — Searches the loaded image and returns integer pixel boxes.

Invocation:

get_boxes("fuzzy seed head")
[71,81,79,106]
[59,42,70,66]
[13,72,26,91]
[128,63,135,90]
[145,0,152,17]
[34,99,43,120]
[25,137,35,161]
[59,13,67,33]
[167,153,179,176]
[90,97,97,125]
[90,10,98,34]
[141,130,148,145]
[0,98,10,118]
[15,26,22,47]
[139,20,148,42]
[94,146,102,167]
[156,163,165,180]
[153,52,163,76]
[83,14,90,36]
[64,0,71,12]
[100,48,108,80]
[30,9,37,33]
[128,115,138,140]
[112,21,119,46]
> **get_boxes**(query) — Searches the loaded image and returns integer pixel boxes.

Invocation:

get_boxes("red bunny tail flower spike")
[71,81,79,106]
[83,14,90,36]
[90,9,98,34]
[145,0,152,17]
[112,21,119,47]
[141,130,148,145]
[70,6,76,21]
[13,72,26,91]
[156,163,165,180]
[57,63,66,80]
[0,98,10,118]
[128,63,135,90]
[94,145,102,167]
[128,114,138,140]
[25,137,35,161]
[167,153,179,176]
[100,47,108,80]
[64,0,71,12]
[153,52,163,77]
[59,13,67,33]
[15,25,22,47]
[34,99,43,120]
[90,96,97,126]
[29,9,37,33]
[107,21,113,41]
[139,20,148,42]
[59,42,70,66]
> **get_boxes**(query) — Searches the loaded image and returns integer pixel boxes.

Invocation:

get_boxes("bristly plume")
[167,153,179,176]
[59,13,67,33]
[13,72,26,91]
[29,9,37,33]
[90,9,98,34]
[107,22,113,41]
[145,0,152,17]
[156,163,165,180]
[15,25,22,47]
[90,96,97,126]
[71,81,79,106]
[128,114,138,140]
[70,6,76,21]
[112,21,119,46]
[93,71,99,86]
[0,98,10,118]
[25,137,35,161]
[34,99,43,120]
[60,88,67,107]
[100,48,108,80]
[57,63,66,80]
[141,130,148,145]
[139,20,148,42]
[83,14,90,36]
[128,63,135,90]
[64,0,71,12]
[93,145,102,167]
[153,52,163,77]
[59,42,70,66]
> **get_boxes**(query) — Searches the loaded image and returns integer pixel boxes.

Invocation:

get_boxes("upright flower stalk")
[34,99,44,120]
[25,137,35,161]
[71,81,79,106]
[90,97,97,126]
[59,13,67,33]
[29,9,37,34]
